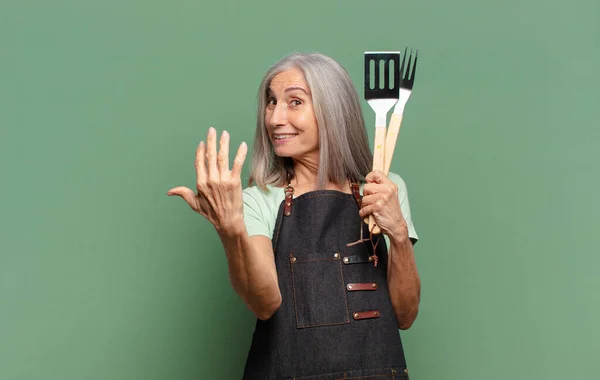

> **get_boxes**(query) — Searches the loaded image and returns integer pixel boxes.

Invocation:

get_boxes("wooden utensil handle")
[373,126,386,171]
[383,113,403,175]
[368,126,386,234]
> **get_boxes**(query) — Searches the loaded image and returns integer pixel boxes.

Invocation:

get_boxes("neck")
[291,156,319,187]
[289,156,351,195]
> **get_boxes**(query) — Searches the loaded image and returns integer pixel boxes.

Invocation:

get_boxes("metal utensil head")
[364,51,401,100]
[400,47,418,90]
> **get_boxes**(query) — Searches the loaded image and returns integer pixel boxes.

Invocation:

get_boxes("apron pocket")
[289,252,350,328]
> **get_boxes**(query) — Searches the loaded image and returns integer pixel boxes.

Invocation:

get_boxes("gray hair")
[249,53,372,190]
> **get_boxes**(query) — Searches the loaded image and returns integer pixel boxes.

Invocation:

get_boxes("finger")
[365,170,388,184]
[167,186,198,211]
[363,182,387,196]
[217,130,230,177]
[231,141,248,179]
[362,183,377,196]
[360,193,380,207]
[359,204,377,220]
[206,127,219,181]
[195,141,207,187]
[359,201,384,220]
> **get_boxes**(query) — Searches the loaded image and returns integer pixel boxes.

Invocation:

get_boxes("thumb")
[365,170,387,184]
[167,186,198,210]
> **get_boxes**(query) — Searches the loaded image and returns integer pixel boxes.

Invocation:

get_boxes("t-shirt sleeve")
[242,187,273,239]
[388,172,419,244]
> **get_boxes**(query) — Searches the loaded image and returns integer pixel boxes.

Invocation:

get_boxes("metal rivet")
[286,202,291,206]
[391,369,397,375]
[353,313,359,318]
[285,212,291,216]
[404,369,408,374]
[291,257,296,262]
[368,256,374,262]
[347,284,353,290]
[372,283,377,289]
[333,253,339,258]
[343,257,349,263]
[374,311,380,317]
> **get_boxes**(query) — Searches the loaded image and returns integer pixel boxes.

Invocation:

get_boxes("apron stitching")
[289,253,301,329]
[300,193,353,201]
[272,205,285,250]
[297,320,350,328]
[343,375,393,379]
[337,256,351,323]
[294,257,341,263]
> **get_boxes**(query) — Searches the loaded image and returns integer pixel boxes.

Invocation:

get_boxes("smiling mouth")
[273,133,298,140]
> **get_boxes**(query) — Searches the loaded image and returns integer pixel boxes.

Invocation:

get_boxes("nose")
[269,103,287,127]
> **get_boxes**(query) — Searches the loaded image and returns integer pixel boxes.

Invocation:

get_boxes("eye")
[290,99,302,107]
[268,97,277,105]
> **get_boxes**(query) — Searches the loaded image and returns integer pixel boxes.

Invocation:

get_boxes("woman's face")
[265,68,319,161]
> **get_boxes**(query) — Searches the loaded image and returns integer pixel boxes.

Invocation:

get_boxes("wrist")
[215,217,247,239]
[388,221,410,244]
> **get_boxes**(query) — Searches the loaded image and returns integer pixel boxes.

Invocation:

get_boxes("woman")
[168,53,421,379]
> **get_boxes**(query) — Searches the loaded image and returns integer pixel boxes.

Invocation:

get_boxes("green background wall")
[1,1,598,379]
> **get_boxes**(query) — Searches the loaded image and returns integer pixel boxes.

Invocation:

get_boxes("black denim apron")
[242,185,409,380]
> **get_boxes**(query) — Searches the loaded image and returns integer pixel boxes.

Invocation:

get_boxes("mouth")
[273,133,298,141]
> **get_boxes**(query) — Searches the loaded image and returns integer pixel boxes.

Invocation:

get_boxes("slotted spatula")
[364,51,400,234]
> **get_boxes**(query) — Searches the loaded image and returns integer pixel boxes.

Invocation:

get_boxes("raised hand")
[359,171,408,240]
[167,127,248,235]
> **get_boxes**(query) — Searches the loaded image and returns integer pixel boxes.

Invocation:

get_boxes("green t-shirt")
[242,172,418,247]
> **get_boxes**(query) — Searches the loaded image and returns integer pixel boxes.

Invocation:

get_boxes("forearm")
[217,224,282,320]
[386,225,421,330]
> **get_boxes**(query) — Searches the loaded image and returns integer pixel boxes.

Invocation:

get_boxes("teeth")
[274,134,297,140]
